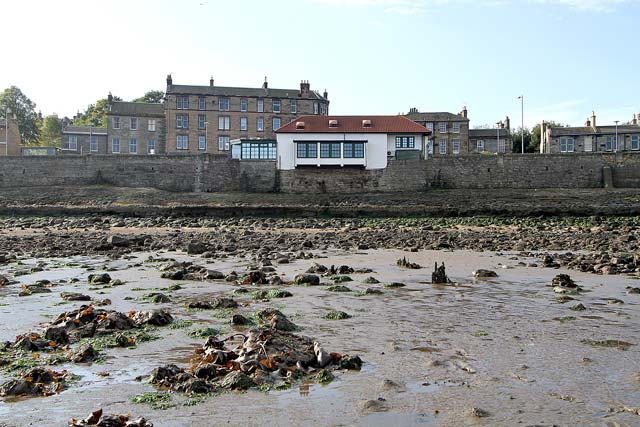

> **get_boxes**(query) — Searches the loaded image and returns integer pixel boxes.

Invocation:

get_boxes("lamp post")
[614,120,619,152]
[518,95,524,153]
[496,122,501,153]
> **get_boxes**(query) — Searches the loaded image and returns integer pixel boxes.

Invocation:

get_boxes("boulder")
[473,269,498,278]
[294,274,320,286]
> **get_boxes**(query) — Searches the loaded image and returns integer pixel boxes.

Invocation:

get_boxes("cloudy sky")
[1,0,639,128]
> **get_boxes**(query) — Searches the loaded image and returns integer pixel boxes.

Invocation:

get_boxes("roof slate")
[549,125,640,136]
[276,115,431,134]
[63,126,107,135]
[108,102,164,117]
[469,128,511,138]
[405,112,469,122]
[167,84,328,101]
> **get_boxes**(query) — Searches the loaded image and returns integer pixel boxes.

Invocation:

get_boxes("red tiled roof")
[276,115,431,134]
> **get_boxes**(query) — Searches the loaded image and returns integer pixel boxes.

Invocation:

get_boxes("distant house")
[0,116,21,157]
[230,138,277,160]
[107,94,165,155]
[469,124,512,154]
[60,126,107,154]
[540,111,640,154]
[275,115,431,170]
[404,107,470,156]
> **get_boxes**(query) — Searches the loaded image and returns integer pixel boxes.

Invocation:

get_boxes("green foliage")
[39,114,62,147]
[132,90,165,103]
[0,86,40,143]
[72,96,121,127]
[131,391,175,410]
[512,121,568,153]
[187,327,220,339]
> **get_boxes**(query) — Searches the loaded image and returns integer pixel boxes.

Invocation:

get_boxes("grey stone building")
[540,111,640,154]
[164,75,330,155]
[60,126,108,155]
[106,95,165,155]
[0,116,21,157]
[405,108,470,156]
[469,126,513,154]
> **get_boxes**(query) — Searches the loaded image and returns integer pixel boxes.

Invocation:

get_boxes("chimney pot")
[166,74,173,86]
[210,76,214,87]
[590,111,596,128]
[263,76,268,89]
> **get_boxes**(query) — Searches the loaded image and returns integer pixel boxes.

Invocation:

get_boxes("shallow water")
[1,249,639,426]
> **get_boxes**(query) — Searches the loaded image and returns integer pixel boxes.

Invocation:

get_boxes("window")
[273,117,281,130]
[313,102,319,115]
[438,122,447,133]
[395,136,415,149]
[452,138,460,154]
[584,136,593,152]
[427,139,434,154]
[198,97,206,111]
[425,122,434,132]
[452,122,460,133]
[240,98,248,112]
[272,99,281,113]
[177,96,189,109]
[148,119,156,131]
[257,117,264,132]
[320,103,327,115]
[130,138,137,154]
[198,115,206,130]
[476,140,484,152]
[343,142,365,158]
[257,99,264,112]
[498,139,506,153]
[198,135,206,151]
[439,140,447,154]
[130,118,138,130]
[113,117,120,129]
[291,99,297,114]
[218,116,230,130]
[632,135,639,151]
[320,143,341,158]
[219,97,230,111]
[177,114,188,129]
[148,139,156,154]
[112,138,120,153]
[297,142,317,158]
[218,136,230,151]
[90,136,98,152]
[66,136,77,150]
[606,136,618,151]
[176,135,188,150]
[240,117,248,131]
[241,141,277,160]
[560,137,575,153]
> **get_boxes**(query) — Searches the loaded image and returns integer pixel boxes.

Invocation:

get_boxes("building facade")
[541,112,640,154]
[107,95,165,155]
[405,108,470,156]
[469,126,513,154]
[60,126,108,155]
[0,116,21,157]
[164,76,330,155]
[276,115,431,170]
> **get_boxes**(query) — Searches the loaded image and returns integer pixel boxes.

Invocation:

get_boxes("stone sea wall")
[0,152,639,193]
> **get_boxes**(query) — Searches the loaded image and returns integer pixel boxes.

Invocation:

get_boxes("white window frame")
[177,135,188,150]
[67,135,77,150]
[584,136,593,152]
[177,96,189,109]
[218,136,230,151]
[240,98,248,112]
[313,102,319,115]
[257,117,264,132]
[498,139,506,153]
[257,99,264,113]
[427,140,434,154]
[438,122,447,133]
[452,138,460,154]
[560,137,575,153]
[218,116,230,130]
[130,138,137,154]
[148,139,156,154]
[631,135,639,151]
[90,136,98,153]
[198,114,206,130]
[439,140,447,155]
[291,99,297,114]
[606,136,618,151]
[113,117,120,129]
[112,137,120,153]
[148,119,156,132]
[240,117,248,131]
[425,122,434,132]
[452,122,460,133]
[272,117,281,131]
[130,117,138,130]
[198,135,206,151]
[219,97,230,111]
[198,96,206,111]
[272,99,281,113]
[476,140,484,152]
[177,114,188,129]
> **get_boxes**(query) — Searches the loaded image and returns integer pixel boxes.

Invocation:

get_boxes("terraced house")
[540,111,640,154]
[164,75,329,155]
[404,108,470,156]
[106,94,165,155]
[61,126,108,154]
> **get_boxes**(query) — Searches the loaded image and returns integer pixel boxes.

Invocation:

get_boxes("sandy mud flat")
[1,245,639,427]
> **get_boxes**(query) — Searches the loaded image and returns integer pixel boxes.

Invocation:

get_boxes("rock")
[332,275,353,283]
[144,293,171,303]
[397,257,421,269]
[44,325,70,344]
[88,273,112,285]
[0,368,68,397]
[473,269,498,278]
[363,276,380,284]
[231,314,249,325]
[626,287,640,294]
[314,342,332,368]
[276,257,289,264]
[324,310,351,320]
[255,308,298,331]
[384,282,406,288]
[470,407,491,418]
[107,235,130,247]
[327,285,351,292]
[220,371,253,390]
[570,303,587,311]
[294,274,320,286]
[268,275,283,286]
[131,310,173,326]
[186,242,207,255]
[161,270,184,280]
[432,262,450,284]
[204,270,224,280]
[306,263,327,274]
[19,284,52,296]
[67,344,100,363]
[243,270,267,285]
[338,354,363,370]
[551,274,577,288]
[361,399,389,413]
[364,288,383,295]
[0,275,9,286]
[61,292,92,301]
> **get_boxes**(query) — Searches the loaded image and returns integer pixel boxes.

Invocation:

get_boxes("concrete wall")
[1,152,639,193]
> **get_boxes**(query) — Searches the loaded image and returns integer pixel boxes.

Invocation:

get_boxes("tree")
[72,96,121,128]
[39,114,63,147]
[132,90,165,103]
[511,127,533,153]
[0,86,40,143]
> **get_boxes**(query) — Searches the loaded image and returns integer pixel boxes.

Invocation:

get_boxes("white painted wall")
[276,133,390,170]
[386,134,426,158]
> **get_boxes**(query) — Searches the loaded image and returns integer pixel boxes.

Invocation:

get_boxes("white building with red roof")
[275,115,431,170]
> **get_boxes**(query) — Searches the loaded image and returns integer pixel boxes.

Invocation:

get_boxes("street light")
[614,120,620,152]
[518,95,524,153]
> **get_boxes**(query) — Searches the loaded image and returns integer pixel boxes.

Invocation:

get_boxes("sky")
[1,0,639,129]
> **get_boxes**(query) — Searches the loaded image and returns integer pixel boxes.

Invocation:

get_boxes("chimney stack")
[633,114,638,126]
[263,76,268,89]
[504,116,510,130]
[300,80,310,97]
[590,111,596,128]
[460,105,468,118]
[107,92,113,105]
[323,89,328,99]
[166,74,173,87]
[210,76,214,87]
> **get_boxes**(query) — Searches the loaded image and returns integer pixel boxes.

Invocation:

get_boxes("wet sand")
[1,248,639,426]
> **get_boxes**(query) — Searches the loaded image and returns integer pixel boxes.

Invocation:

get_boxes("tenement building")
[106,94,165,155]
[61,126,108,154]
[0,115,21,156]
[164,75,330,155]
[540,111,640,154]
[404,107,470,156]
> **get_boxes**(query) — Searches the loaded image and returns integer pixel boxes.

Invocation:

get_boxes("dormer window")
[328,119,338,128]
[362,119,372,128]
[296,121,305,130]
